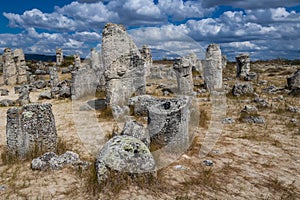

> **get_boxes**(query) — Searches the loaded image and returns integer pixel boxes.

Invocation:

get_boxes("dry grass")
[1,61,300,199]
[96,106,114,122]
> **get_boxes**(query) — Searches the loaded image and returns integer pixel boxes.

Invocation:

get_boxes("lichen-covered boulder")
[232,82,254,96]
[239,105,265,124]
[0,88,9,96]
[0,99,15,107]
[96,135,155,184]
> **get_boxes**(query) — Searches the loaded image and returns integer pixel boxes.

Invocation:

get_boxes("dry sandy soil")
[0,62,299,199]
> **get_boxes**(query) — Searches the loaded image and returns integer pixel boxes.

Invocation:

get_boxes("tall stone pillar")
[173,56,194,95]
[204,44,223,92]
[3,48,17,85]
[102,23,145,107]
[236,53,250,78]
[140,45,152,77]
[56,48,63,66]
[74,54,81,69]
[14,49,28,84]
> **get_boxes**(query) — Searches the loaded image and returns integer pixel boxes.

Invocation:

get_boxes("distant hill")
[25,54,56,62]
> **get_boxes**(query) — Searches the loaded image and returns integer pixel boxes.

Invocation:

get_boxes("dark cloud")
[202,0,300,9]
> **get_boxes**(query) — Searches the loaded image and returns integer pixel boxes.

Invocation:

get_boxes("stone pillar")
[74,54,81,69]
[204,44,223,92]
[173,56,194,95]
[56,48,63,66]
[236,53,250,78]
[17,85,30,106]
[13,49,27,84]
[3,48,17,85]
[49,66,59,97]
[6,103,57,158]
[140,45,152,77]
[102,23,146,107]
[71,67,98,100]
[222,54,227,69]
[148,96,190,152]
[91,48,101,71]
[90,48,105,91]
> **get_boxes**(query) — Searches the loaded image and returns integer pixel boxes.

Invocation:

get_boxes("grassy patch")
[96,106,114,122]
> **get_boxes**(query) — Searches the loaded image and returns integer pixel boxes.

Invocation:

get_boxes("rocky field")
[0,60,299,200]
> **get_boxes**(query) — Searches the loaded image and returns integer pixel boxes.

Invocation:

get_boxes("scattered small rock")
[222,117,235,124]
[203,160,214,166]
[240,105,265,124]
[262,85,277,93]
[0,185,6,191]
[244,72,257,81]
[253,97,269,107]
[273,95,284,102]
[39,91,52,100]
[33,80,47,89]
[31,151,90,171]
[174,165,186,170]
[258,80,268,85]
[35,69,48,75]
[0,88,9,96]
[287,105,300,113]
[0,99,15,107]
[232,82,254,96]
[290,118,297,124]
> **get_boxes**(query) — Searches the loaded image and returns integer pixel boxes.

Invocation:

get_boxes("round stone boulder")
[96,135,155,184]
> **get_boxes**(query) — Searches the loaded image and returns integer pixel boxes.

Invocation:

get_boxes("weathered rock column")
[173,56,194,95]
[6,103,57,157]
[140,45,152,77]
[49,66,59,97]
[3,48,17,85]
[102,23,146,107]
[204,44,223,91]
[17,85,30,106]
[222,54,227,69]
[74,54,81,69]
[14,49,28,84]
[236,53,250,78]
[148,96,190,152]
[287,69,300,95]
[56,48,63,66]
[2,48,28,85]
[90,48,105,91]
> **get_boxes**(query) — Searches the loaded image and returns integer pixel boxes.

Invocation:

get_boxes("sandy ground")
[0,62,299,199]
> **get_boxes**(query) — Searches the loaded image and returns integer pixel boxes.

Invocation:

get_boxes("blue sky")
[0,0,300,60]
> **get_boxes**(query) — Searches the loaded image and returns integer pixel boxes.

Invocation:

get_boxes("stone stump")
[6,103,57,158]
[148,96,190,152]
